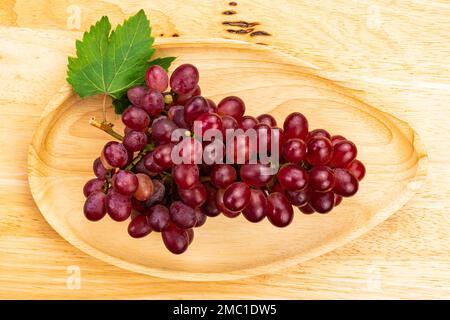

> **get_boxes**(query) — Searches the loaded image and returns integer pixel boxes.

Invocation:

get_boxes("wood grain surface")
[0,1,449,299]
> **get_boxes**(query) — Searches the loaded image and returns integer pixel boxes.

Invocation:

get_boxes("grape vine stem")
[89,118,124,141]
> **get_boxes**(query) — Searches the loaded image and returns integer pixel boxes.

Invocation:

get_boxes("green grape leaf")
[67,10,154,99]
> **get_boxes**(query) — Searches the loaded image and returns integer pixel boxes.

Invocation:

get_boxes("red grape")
[282,138,306,163]
[240,163,274,187]
[83,178,105,197]
[194,208,207,227]
[195,112,223,135]
[309,191,334,214]
[151,117,178,144]
[285,187,311,207]
[162,222,189,254]
[267,192,294,227]
[134,173,154,201]
[202,183,221,217]
[277,164,308,191]
[333,168,359,197]
[121,106,150,131]
[84,191,107,221]
[172,164,199,189]
[170,64,199,95]
[144,179,165,207]
[106,189,132,221]
[307,128,331,141]
[102,141,129,168]
[347,159,366,181]
[257,114,277,127]
[330,140,357,168]
[184,96,209,123]
[146,65,168,92]
[299,203,315,214]
[123,130,147,152]
[178,182,207,208]
[210,164,237,188]
[146,204,170,232]
[127,86,148,108]
[239,116,258,130]
[128,214,152,238]
[223,182,251,212]
[139,89,164,116]
[152,143,175,169]
[306,137,333,166]
[309,166,335,192]
[221,115,239,136]
[330,135,347,146]
[169,201,197,229]
[143,152,164,173]
[112,170,138,196]
[93,157,108,179]
[283,112,308,140]
[242,189,270,223]
[216,188,240,218]
[217,96,245,120]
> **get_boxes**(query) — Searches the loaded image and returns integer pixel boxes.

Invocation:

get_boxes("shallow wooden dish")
[28,39,427,281]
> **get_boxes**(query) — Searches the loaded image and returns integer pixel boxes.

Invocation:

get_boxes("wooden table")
[0,0,449,299]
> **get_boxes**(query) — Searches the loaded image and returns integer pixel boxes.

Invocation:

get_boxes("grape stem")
[89,118,124,141]
[124,143,155,171]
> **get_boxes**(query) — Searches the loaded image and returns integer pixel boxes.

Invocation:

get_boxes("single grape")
[123,130,148,152]
[178,182,207,208]
[128,214,152,238]
[239,116,258,130]
[152,143,175,169]
[330,140,357,168]
[146,204,170,232]
[281,138,306,163]
[240,163,274,187]
[347,159,366,181]
[223,182,251,212]
[184,96,209,123]
[206,98,217,113]
[242,189,269,223]
[103,141,129,168]
[194,208,207,227]
[93,157,108,179]
[143,152,164,173]
[330,135,346,146]
[299,203,315,214]
[334,194,343,206]
[121,106,150,131]
[139,89,164,116]
[195,112,223,135]
[134,173,154,201]
[162,222,189,254]
[168,105,190,129]
[285,187,311,207]
[170,64,199,95]
[172,164,199,189]
[307,129,331,141]
[216,188,241,218]
[143,179,165,207]
[333,168,359,197]
[152,117,178,144]
[202,183,221,217]
[127,86,148,108]
[83,178,105,197]
[267,192,294,227]
[309,191,334,214]
[257,114,277,127]
[145,65,168,92]
[306,137,333,166]
[277,164,308,191]
[169,201,197,229]
[309,166,335,192]
[106,189,132,221]
[283,112,308,140]
[112,170,138,196]
[217,96,245,120]
[210,164,237,188]
[254,123,272,153]
[84,191,107,221]
[221,115,239,136]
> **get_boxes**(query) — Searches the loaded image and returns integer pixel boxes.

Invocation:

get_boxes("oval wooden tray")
[28,39,427,281]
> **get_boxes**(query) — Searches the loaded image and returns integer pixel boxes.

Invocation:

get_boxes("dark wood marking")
[222,10,237,15]
[172,33,179,37]
[229,1,237,6]
[160,33,164,36]
[226,28,254,34]
[250,31,271,37]
[222,21,260,28]
[256,42,268,45]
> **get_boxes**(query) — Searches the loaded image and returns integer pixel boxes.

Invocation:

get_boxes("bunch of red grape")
[83,63,366,254]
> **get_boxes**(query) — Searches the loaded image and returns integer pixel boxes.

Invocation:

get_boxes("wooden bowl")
[28,39,427,281]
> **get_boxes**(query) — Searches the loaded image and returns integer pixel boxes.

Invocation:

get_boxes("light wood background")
[0,0,449,299]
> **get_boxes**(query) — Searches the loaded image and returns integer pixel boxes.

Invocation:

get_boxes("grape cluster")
[83,63,366,254]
